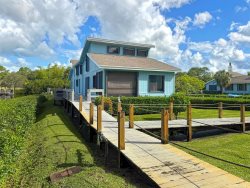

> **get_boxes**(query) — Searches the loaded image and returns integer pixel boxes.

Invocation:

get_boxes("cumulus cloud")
[229,21,250,44]
[193,11,212,27]
[0,56,31,72]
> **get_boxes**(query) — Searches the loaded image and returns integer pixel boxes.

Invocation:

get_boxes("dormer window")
[137,49,148,57]
[107,46,120,54]
[123,48,135,56]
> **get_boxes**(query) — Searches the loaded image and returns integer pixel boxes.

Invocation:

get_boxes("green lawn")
[132,108,250,121]
[174,133,250,181]
[12,100,145,188]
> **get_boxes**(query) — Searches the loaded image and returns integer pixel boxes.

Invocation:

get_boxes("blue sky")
[0,0,250,73]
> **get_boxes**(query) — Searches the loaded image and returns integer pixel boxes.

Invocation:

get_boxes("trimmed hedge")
[95,94,190,115]
[0,95,46,185]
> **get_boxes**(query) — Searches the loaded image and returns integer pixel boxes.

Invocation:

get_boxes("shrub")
[170,92,190,118]
[0,95,44,186]
[95,96,170,115]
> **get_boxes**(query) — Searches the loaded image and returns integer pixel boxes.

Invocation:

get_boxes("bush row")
[0,95,46,185]
[95,93,190,115]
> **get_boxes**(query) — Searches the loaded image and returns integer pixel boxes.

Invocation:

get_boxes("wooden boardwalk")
[129,117,250,129]
[69,100,250,188]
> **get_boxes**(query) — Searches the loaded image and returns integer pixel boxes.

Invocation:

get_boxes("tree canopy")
[187,67,213,82]
[175,74,205,94]
[214,70,231,93]
[0,65,70,95]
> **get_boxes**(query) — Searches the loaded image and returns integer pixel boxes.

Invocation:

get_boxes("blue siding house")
[205,63,250,94]
[69,37,180,97]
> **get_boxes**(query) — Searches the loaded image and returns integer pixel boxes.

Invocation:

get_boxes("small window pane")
[86,56,89,72]
[80,64,82,74]
[137,49,148,57]
[123,48,135,56]
[149,75,164,92]
[237,84,247,91]
[225,84,233,91]
[209,85,217,91]
[107,46,120,54]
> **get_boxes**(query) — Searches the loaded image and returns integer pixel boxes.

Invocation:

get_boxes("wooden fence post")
[161,109,169,144]
[129,104,134,128]
[79,95,83,111]
[187,104,192,142]
[89,102,94,124]
[117,102,122,113]
[118,111,125,150]
[101,96,104,110]
[240,104,245,132]
[218,102,223,118]
[97,105,102,133]
[169,100,174,120]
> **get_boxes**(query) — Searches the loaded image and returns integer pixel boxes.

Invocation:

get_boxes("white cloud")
[193,11,212,27]
[235,6,248,13]
[229,21,250,44]
[0,56,32,72]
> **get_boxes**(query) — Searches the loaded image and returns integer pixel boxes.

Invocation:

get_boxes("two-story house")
[69,37,180,97]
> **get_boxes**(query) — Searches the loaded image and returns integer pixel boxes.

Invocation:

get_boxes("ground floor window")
[225,84,233,91]
[78,79,80,93]
[237,84,247,91]
[209,85,217,91]
[148,75,164,92]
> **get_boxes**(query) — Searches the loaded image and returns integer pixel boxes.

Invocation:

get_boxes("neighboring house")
[205,63,250,94]
[69,37,180,97]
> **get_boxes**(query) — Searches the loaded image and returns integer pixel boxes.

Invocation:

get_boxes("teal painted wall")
[138,71,175,96]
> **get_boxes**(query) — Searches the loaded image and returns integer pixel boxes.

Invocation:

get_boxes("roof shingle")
[88,53,180,72]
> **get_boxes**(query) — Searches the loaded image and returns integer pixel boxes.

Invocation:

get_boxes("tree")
[176,74,205,94]
[214,70,231,94]
[187,67,213,82]
[2,72,26,94]
[0,66,9,89]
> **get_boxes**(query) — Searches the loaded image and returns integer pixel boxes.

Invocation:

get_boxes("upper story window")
[148,75,164,93]
[107,46,120,54]
[237,84,247,91]
[79,64,83,74]
[86,56,89,72]
[75,65,79,75]
[123,48,135,56]
[137,49,148,57]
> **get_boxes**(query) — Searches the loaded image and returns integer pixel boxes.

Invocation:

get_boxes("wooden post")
[169,100,174,120]
[89,102,94,124]
[118,111,125,150]
[101,96,104,110]
[187,104,192,142]
[240,104,245,132]
[218,102,223,118]
[79,95,83,112]
[97,105,102,133]
[129,104,134,128]
[117,102,122,113]
[161,109,169,144]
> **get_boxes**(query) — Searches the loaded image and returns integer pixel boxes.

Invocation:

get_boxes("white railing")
[87,89,104,101]
[63,89,74,101]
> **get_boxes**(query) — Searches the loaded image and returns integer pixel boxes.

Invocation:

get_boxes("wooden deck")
[69,100,250,188]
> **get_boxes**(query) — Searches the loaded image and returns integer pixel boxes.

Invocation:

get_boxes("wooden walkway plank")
[68,100,250,188]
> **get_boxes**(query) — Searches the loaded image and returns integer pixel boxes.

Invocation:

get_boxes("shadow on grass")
[37,100,152,187]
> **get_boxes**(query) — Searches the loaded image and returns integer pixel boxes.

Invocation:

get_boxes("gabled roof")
[231,72,244,77]
[231,75,250,84]
[88,53,181,72]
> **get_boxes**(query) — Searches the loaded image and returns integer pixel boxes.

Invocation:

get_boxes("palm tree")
[214,70,231,94]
